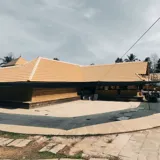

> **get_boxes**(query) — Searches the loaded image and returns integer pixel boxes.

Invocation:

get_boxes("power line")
[100,17,160,81]
[121,17,160,59]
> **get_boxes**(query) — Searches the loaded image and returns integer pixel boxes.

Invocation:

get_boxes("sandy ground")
[0,100,141,117]
[0,100,160,135]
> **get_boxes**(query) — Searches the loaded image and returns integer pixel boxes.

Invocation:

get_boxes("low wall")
[31,88,79,103]
[0,86,80,109]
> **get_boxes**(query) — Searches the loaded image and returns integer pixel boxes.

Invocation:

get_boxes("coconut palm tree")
[125,53,138,62]
[0,53,14,66]
[144,57,152,72]
[156,58,160,73]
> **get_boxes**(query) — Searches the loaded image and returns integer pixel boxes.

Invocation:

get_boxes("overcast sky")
[0,0,160,65]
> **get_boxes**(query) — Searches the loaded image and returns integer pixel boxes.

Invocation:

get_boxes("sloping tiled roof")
[2,57,28,67]
[82,62,148,82]
[0,57,148,83]
[0,58,38,82]
[31,58,84,82]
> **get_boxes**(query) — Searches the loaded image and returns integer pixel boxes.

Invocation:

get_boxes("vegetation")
[115,57,123,63]
[38,151,83,159]
[115,53,139,63]
[0,130,29,139]
[144,57,152,73]
[150,53,159,73]
[156,58,160,73]
[0,53,14,66]
[124,53,138,62]
[53,57,59,61]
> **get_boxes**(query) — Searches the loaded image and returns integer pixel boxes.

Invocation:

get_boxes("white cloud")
[0,0,160,65]
[83,8,98,19]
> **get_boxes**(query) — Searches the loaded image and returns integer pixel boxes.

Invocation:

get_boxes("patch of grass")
[74,151,83,159]
[38,151,83,159]
[0,130,29,139]
[45,135,53,139]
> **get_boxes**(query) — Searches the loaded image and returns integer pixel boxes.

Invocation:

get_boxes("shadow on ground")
[0,102,159,130]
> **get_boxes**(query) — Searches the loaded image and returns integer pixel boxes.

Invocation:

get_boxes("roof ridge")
[40,57,81,67]
[82,61,147,67]
[15,57,23,65]
[28,57,41,81]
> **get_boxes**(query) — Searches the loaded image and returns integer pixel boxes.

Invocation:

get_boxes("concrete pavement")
[0,101,159,135]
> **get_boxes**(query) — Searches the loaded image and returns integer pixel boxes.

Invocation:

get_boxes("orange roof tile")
[0,58,38,82]
[82,62,148,82]
[0,57,148,83]
[31,58,83,82]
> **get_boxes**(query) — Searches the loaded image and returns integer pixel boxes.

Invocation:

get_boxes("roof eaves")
[0,64,22,69]
[135,73,145,81]
[28,57,41,82]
